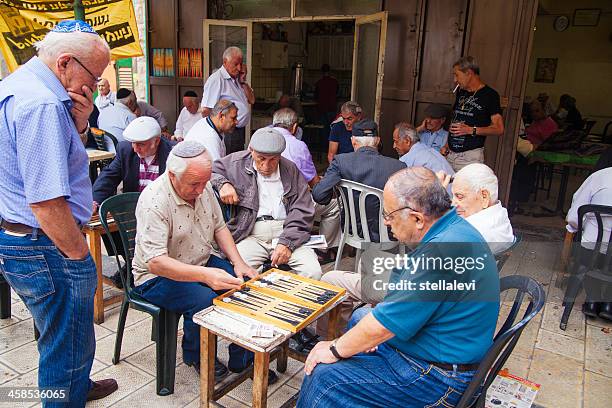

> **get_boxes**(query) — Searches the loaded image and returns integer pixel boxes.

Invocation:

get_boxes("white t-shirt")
[184,117,226,161]
[175,106,203,138]
[255,165,286,220]
[466,201,514,254]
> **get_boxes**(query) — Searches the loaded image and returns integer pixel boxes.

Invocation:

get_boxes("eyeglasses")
[382,205,416,221]
[72,56,102,84]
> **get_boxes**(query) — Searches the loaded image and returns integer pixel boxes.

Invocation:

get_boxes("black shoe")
[186,358,229,382]
[109,269,123,289]
[582,302,600,318]
[291,328,320,354]
[598,302,612,321]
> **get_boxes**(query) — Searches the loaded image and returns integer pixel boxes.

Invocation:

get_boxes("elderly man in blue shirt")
[393,122,455,176]
[298,167,499,408]
[0,21,119,405]
[416,103,450,151]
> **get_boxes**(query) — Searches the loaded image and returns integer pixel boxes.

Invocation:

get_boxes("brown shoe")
[86,379,118,401]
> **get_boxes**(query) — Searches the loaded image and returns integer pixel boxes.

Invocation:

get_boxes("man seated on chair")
[92,116,175,287]
[416,103,449,151]
[211,128,322,279]
[173,90,202,141]
[132,140,278,382]
[313,119,406,243]
[98,87,137,148]
[184,99,238,161]
[393,122,455,175]
[445,163,514,255]
[272,107,341,264]
[298,167,500,408]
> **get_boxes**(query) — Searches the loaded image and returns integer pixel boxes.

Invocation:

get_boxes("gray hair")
[340,101,363,116]
[223,46,243,61]
[394,122,419,143]
[453,56,480,75]
[454,163,498,204]
[117,90,136,106]
[35,31,110,63]
[166,150,212,180]
[387,167,451,219]
[351,136,378,148]
[272,108,298,130]
[211,99,237,116]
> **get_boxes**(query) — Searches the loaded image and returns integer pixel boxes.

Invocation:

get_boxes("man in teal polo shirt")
[298,167,499,408]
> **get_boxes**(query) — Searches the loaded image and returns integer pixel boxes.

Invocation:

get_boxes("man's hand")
[171,134,184,142]
[304,341,339,375]
[239,66,248,84]
[234,262,258,281]
[202,267,243,290]
[68,85,94,133]
[219,183,239,205]
[161,129,172,139]
[440,144,449,156]
[92,201,99,215]
[449,122,471,136]
[271,243,292,266]
[416,118,428,133]
[435,171,452,189]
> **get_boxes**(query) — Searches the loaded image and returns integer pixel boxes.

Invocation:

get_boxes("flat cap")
[123,117,161,142]
[249,128,286,154]
[171,140,208,158]
[352,119,378,137]
[424,104,449,119]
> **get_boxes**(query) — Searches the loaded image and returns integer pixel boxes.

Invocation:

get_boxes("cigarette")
[452,84,459,93]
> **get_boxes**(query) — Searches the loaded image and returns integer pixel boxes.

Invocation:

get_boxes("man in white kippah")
[212,128,322,279]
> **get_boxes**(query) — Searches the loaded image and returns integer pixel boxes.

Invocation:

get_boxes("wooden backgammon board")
[213,268,346,332]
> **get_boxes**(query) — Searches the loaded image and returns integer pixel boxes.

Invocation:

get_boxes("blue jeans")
[297,307,476,408]
[0,231,97,407]
[132,255,252,369]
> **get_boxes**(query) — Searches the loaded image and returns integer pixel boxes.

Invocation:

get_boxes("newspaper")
[271,235,328,249]
[485,370,541,408]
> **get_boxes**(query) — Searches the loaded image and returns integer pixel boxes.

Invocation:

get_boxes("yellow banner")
[0,0,143,72]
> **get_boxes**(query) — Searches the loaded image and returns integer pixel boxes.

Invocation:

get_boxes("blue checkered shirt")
[0,57,92,228]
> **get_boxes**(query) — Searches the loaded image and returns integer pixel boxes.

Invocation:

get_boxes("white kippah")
[172,140,207,158]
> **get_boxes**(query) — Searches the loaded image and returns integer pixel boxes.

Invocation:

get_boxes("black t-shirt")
[448,85,502,152]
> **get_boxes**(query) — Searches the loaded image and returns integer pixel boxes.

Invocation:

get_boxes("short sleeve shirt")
[448,85,502,152]
[329,122,354,155]
[132,173,226,285]
[201,66,251,128]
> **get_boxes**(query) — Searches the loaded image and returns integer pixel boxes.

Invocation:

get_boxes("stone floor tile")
[267,384,299,408]
[584,370,612,408]
[9,302,32,321]
[0,369,40,408]
[94,323,114,341]
[0,361,18,385]
[0,320,35,355]
[584,325,612,377]
[87,363,154,407]
[91,359,108,376]
[286,370,304,390]
[585,315,612,330]
[125,332,184,376]
[95,319,154,365]
[535,328,585,361]
[499,355,531,379]
[540,302,585,340]
[110,363,198,407]
[0,316,21,329]
[528,349,583,408]
[100,304,150,332]
[0,341,39,374]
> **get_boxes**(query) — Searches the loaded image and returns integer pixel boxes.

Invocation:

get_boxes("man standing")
[184,99,238,161]
[174,90,202,140]
[201,46,255,154]
[416,104,449,151]
[0,21,118,405]
[98,87,137,146]
[94,78,115,110]
[327,101,362,163]
[441,56,504,171]
[393,122,455,176]
[315,64,338,126]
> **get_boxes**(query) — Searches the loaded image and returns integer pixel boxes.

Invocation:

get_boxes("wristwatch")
[329,339,346,360]
[472,126,477,137]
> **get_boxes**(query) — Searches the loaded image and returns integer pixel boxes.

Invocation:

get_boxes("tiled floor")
[1,236,610,408]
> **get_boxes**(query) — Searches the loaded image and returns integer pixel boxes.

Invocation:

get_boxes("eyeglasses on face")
[72,56,103,84]
[382,205,416,221]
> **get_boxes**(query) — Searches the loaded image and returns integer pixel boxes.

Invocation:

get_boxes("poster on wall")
[0,0,143,72]
[534,58,557,83]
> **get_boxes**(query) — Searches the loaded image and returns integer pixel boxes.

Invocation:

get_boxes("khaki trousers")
[446,147,484,172]
[314,199,341,248]
[236,220,322,280]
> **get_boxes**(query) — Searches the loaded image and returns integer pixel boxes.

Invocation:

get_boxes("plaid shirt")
[139,155,160,192]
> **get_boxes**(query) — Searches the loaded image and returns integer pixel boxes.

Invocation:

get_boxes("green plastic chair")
[99,192,181,396]
[494,233,523,272]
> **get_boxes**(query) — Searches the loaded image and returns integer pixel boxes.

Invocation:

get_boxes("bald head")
[97,78,110,96]
[386,167,451,219]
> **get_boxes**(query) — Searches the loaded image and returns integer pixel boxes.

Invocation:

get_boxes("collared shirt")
[274,126,317,183]
[138,155,160,192]
[418,128,448,151]
[184,116,226,161]
[94,90,116,110]
[174,106,203,138]
[138,100,168,129]
[372,208,499,364]
[132,172,226,285]
[255,165,287,220]
[201,65,250,128]
[0,56,92,228]
[465,201,514,254]
[98,101,137,146]
[399,142,455,176]
[566,167,612,253]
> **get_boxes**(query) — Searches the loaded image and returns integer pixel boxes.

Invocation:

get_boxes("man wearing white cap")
[93,116,175,286]
[212,128,322,279]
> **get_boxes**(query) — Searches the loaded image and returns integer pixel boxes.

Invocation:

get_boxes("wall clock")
[554,15,569,32]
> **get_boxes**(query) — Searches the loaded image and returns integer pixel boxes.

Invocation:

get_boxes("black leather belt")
[430,362,479,372]
[0,219,45,236]
[255,215,275,222]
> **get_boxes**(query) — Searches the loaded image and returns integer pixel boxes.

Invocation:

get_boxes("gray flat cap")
[424,104,449,119]
[171,140,207,158]
[249,128,286,154]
